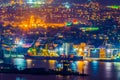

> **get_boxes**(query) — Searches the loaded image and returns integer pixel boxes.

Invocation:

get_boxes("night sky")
[67,0,120,5]
[54,0,120,5]
[1,0,120,5]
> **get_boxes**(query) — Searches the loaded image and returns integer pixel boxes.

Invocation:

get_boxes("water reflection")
[104,62,112,78]
[105,62,112,71]
[91,61,98,74]
[10,58,120,80]
[13,58,26,70]
[56,75,86,80]
[13,58,87,73]
[26,59,32,68]
[16,77,26,80]
[114,62,120,70]
[92,61,98,67]
[114,62,120,79]
[77,61,85,74]
[49,60,56,69]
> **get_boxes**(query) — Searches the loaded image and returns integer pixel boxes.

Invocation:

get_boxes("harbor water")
[1,58,120,80]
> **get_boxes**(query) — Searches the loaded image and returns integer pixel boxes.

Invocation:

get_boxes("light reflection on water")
[13,58,26,70]
[26,59,32,68]
[104,62,112,78]
[16,77,26,80]
[2,58,120,80]
[114,62,120,79]
[91,61,99,75]
[77,61,85,73]
[49,60,56,69]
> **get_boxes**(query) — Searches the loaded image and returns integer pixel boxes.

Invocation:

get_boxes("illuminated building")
[10,0,15,5]
[1,1,120,27]
[26,0,45,5]
[26,0,53,4]
[107,5,120,9]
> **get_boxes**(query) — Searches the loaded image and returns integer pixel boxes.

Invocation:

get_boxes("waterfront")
[0,0,120,80]
[1,58,120,80]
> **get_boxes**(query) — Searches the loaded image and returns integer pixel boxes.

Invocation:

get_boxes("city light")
[107,5,120,9]
[18,41,23,46]
[80,27,99,31]
[0,0,120,79]
[79,48,83,52]
[59,48,64,51]
[62,2,71,9]
[107,49,111,53]
[26,0,53,5]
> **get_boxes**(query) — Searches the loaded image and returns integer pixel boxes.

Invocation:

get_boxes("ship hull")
[24,55,83,61]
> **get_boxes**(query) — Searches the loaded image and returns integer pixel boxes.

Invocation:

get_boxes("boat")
[24,43,83,61]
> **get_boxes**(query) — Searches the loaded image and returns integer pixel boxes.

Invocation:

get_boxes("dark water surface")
[1,58,120,80]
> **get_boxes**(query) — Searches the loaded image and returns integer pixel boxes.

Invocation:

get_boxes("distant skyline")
[65,0,120,5]
[1,0,120,5]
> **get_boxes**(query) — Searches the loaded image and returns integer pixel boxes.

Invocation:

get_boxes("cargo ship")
[24,43,83,61]
[24,54,83,61]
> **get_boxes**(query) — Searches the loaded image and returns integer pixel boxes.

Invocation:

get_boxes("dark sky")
[61,0,120,5]
[98,0,120,5]
[1,0,120,5]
